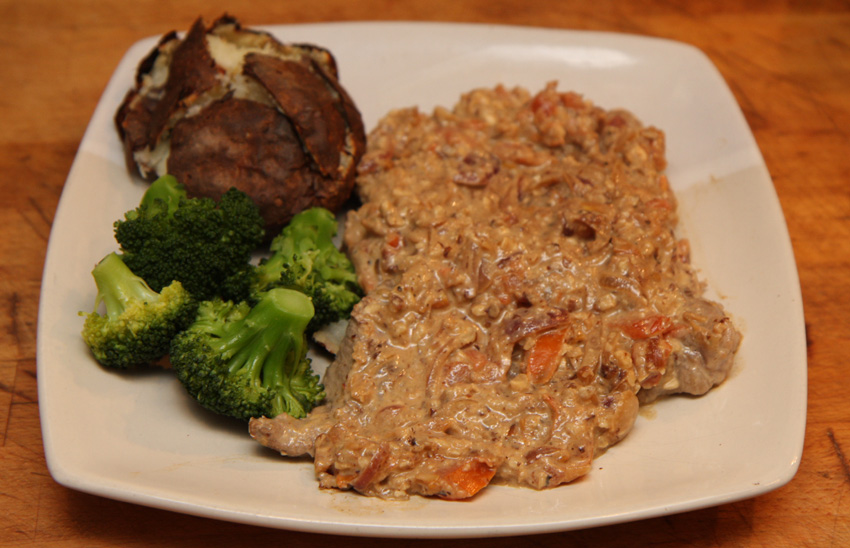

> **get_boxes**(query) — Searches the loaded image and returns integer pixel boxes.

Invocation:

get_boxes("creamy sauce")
[250,83,741,500]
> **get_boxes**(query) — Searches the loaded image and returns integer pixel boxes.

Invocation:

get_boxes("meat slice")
[250,82,741,500]
[250,405,333,457]
[636,299,742,403]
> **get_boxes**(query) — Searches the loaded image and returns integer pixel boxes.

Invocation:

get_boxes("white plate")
[37,22,807,538]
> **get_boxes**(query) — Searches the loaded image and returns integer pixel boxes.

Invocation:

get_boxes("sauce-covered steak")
[250,83,741,500]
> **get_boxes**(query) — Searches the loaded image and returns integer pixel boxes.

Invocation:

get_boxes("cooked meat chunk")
[250,82,741,500]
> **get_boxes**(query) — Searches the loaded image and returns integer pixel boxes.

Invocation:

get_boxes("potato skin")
[244,54,347,178]
[168,96,351,236]
[114,15,366,235]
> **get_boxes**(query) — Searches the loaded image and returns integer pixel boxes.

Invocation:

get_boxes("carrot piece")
[335,473,357,489]
[525,329,566,384]
[619,315,673,339]
[439,459,497,500]
[644,198,672,210]
[386,231,402,248]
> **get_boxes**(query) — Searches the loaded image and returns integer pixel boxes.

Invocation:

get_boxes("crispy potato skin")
[114,15,366,235]
[244,54,347,178]
[168,97,347,236]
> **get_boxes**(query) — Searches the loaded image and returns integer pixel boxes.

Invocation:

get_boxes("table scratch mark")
[827,428,850,548]
[827,428,850,486]
[0,381,36,404]
[28,195,53,232]
[8,292,21,347]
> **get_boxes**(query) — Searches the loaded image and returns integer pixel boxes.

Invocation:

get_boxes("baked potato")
[115,14,366,235]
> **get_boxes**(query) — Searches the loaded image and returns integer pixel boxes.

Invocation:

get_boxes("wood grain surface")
[2,0,848,546]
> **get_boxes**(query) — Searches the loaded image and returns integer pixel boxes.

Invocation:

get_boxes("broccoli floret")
[114,175,265,301]
[132,173,186,217]
[170,288,325,420]
[81,252,197,369]
[246,207,362,331]
[217,264,257,304]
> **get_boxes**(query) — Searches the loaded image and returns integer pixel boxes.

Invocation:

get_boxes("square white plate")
[37,22,807,538]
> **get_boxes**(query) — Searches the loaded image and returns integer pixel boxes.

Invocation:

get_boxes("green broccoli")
[81,252,197,369]
[114,175,265,301]
[170,288,325,420]
[244,207,362,332]
[132,173,185,217]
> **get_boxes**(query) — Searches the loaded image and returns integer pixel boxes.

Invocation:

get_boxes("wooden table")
[2,0,847,546]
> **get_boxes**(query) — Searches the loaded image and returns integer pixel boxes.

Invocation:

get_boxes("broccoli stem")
[208,288,315,415]
[252,279,316,330]
[91,253,161,319]
[254,252,289,292]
